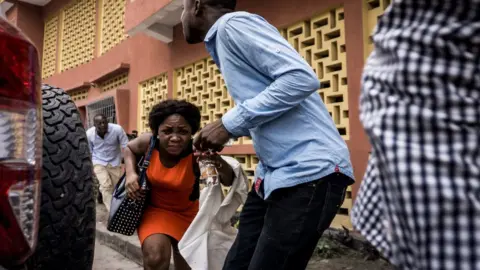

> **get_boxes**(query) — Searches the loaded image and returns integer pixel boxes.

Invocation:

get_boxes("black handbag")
[107,136,156,236]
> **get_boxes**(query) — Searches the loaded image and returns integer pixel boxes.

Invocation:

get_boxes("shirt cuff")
[221,106,249,138]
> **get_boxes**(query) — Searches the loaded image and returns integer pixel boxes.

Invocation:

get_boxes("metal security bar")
[86,97,116,129]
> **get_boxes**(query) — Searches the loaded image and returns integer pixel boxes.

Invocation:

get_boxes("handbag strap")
[138,136,156,189]
[189,153,200,201]
[192,154,200,178]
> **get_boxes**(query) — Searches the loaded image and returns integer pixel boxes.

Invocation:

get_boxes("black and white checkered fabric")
[351,1,480,269]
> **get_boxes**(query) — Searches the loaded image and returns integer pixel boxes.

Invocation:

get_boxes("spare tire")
[25,85,96,270]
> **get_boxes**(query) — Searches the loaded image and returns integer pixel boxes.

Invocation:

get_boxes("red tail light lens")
[0,15,42,267]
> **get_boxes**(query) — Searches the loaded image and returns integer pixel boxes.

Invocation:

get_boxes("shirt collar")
[204,12,235,43]
[96,123,110,137]
[204,20,220,43]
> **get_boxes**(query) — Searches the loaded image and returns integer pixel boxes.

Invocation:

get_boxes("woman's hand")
[126,173,144,200]
[123,134,151,200]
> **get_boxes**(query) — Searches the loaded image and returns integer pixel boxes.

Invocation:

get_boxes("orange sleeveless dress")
[137,149,199,244]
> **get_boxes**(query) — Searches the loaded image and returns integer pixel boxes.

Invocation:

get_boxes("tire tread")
[26,85,96,270]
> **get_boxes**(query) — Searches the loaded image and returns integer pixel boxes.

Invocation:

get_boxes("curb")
[95,222,175,269]
[95,222,176,268]
[95,223,144,266]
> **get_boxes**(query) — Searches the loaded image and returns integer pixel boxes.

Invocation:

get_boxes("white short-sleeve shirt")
[86,123,129,167]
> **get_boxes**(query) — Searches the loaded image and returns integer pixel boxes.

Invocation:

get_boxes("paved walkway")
[93,240,141,270]
[95,204,392,270]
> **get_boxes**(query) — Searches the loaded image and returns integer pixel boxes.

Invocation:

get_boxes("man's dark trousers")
[223,173,353,270]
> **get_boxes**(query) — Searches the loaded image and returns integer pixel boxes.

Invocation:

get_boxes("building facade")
[2,0,392,229]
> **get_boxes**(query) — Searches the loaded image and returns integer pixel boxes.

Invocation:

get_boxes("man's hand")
[193,119,230,152]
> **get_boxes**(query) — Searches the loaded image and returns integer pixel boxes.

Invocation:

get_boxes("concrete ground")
[96,204,393,270]
[93,240,141,270]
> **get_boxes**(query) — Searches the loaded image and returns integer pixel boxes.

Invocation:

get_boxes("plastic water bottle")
[198,157,219,187]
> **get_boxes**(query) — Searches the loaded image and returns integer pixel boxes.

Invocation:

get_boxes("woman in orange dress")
[124,100,234,270]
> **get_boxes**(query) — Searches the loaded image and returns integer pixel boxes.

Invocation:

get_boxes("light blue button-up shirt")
[205,12,354,199]
[86,123,129,167]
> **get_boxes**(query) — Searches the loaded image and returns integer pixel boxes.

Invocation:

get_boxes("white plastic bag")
[178,156,248,270]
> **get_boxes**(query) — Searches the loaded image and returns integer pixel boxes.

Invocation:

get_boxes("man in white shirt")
[86,114,129,211]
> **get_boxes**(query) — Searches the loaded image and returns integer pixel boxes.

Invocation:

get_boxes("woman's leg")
[171,239,191,270]
[142,234,172,270]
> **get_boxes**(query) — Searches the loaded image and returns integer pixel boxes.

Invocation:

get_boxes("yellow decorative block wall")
[138,74,168,134]
[60,0,96,72]
[42,15,59,79]
[100,0,127,54]
[175,58,232,127]
[100,73,128,92]
[174,58,252,145]
[364,0,391,58]
[69,89,88,102]
[280,7,349,140]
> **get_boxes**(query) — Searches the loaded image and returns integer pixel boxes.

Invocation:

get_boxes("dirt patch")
[306,234,393,270]
[307,256,393,270]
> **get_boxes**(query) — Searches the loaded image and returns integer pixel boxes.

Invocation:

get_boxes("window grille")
[86,97,116,128]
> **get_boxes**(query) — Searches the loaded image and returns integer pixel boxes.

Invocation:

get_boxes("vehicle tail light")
[0,12,42,267]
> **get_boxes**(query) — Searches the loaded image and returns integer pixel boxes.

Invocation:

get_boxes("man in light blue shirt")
[86,114,129,211]
[182,0,354,269]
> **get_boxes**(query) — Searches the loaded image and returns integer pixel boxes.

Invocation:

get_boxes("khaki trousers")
[93,164,123,212]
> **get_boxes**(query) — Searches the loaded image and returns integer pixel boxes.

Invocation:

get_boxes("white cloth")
[179,156,248,270]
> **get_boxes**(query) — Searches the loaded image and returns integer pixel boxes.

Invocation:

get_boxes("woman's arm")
[125,133,151,199]
[214,155,235,187]
[125,133,151,174]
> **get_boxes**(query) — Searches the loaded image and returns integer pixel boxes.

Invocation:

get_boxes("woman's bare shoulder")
[128,132,153,154]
